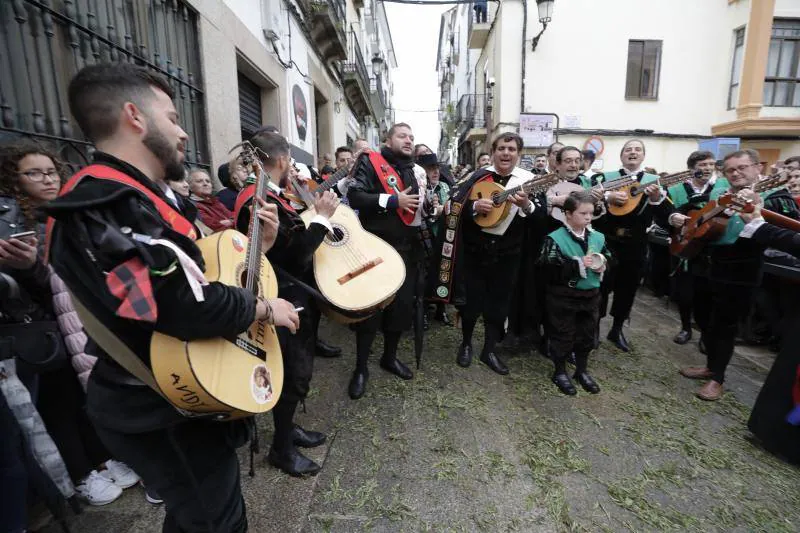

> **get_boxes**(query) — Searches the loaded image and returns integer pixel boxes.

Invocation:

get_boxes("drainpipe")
[520,0,527,114]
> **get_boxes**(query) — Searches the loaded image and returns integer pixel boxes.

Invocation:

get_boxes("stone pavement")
[44,292,799,532]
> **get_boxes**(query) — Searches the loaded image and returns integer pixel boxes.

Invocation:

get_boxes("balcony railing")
[340,30,373,119]
[303,0,347,61]
[456,93,486,132]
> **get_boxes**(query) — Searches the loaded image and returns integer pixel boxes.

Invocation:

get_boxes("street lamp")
[371,53,384,77]
[531,0,554,51]
[537,0,554,24]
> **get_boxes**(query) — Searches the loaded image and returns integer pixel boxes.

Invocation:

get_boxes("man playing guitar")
[346,123,427,399]
[47,64,298,531]
[592,139,664,352]
[453,133,535,375]
[662,150,729,347]
[669,149,799,401]
[234,131,340,476]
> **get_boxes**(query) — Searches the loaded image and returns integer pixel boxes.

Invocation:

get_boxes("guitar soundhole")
[238,269,262,296]
[324,224,349,247]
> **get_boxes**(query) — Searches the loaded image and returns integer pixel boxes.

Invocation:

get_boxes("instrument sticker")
[451,202,462,215]
[445,229,455,243]
[442,243,453,258]
[251,364,273,405]
[232,234,244,253]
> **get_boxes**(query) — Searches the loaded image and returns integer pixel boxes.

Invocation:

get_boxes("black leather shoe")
[267,447,321,477]
[698,337,707,355]
[456,343,472,367]
[348,371,368,400]
[380,358,413,380]
[552,372,577,395]
[480,352,509,375]
[291,425,326,448]
[606,329,630,352]
[673,329,692,345]
[574,372,600,394]
[315,339,342,358]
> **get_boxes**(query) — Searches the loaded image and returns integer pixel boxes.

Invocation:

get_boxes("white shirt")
[158,181,179,208]
[478,165,536,236]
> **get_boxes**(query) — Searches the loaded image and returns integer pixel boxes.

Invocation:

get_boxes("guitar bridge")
[337,258,384,285]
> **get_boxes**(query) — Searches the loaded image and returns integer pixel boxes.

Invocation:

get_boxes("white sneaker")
[101,460,140,489]
[75,470,123,506]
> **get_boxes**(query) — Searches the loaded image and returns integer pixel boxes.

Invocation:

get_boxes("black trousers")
[672,263,712,333]
[355,250,418,336]
[600,241,645,322]
[276,303,318,404]
[546,287,600,360]
[459,252,520,326]
[95,420,248,533]
[35,366,111,483]
[704,281,754,384]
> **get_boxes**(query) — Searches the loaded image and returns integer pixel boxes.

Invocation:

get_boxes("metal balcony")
[300,0,347,62]
[455,93,487,141]
[341,31,373,119]
[468,3,495,49]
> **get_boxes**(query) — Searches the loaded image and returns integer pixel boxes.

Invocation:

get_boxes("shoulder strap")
[234,185,256,224]
[368,152,416,225]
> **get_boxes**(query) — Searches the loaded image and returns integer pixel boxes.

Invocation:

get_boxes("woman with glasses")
[0,141,140,513]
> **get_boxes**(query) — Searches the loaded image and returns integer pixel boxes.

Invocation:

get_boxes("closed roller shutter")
[238,74,262,138]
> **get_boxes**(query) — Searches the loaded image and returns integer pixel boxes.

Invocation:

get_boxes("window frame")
[624,39,663,101]
[728,26,746,110]
[763,19,800,108]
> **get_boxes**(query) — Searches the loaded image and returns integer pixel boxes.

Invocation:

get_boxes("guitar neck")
[244,168,270,293]
[659,171,694,189]
[598,176,635,192]
[496,173,556,203]
[317,166,350,193]
[762,209,800,233]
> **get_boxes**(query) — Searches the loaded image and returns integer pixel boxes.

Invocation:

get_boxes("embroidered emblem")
[445,229,455,242]
[451,202,462,215]
[442,243,453,258]
[436,286,449,298]
[439,271,450,283]
[447,216,458,229]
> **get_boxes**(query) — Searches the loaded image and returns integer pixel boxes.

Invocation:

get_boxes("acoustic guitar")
[670,171,793,259]
[286,175,406,324]
[284,148,366,205]
[470,172,559,228]
[606,169,699,217]
[150,143,283,419]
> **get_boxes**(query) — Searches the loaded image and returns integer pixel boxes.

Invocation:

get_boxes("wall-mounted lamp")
[371,53,384,77]
[531,0,555,52]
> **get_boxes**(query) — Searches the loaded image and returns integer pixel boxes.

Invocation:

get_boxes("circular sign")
[583,136,604,157]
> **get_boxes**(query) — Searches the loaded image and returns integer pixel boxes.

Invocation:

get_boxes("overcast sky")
[384,2,449,151]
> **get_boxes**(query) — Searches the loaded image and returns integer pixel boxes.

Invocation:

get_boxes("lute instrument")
[284,149,367,205]
[670,170,793,259]
[605,169,700,217]
[470,172,559,228]
[150,142,283,419]
[548,174,639,224]
[286,174,406,324]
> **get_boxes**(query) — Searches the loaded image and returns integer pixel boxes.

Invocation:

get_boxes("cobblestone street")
[48,292,800,533]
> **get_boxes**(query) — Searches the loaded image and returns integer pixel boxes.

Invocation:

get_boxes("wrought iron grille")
[0,0,208,172]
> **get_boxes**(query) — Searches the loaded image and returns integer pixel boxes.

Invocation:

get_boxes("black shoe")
[435,311,452,326]
[573,372,600,394]
[267,447,321,477]
[673,329,692,345]
[567,352,576,366]
[479,352,509,375]
[348,370,368,400]
[380,358,413,380]
[606,329,630,352]
[315,339,342,358]
[552,372,577,395]
[291,425,326,448]
[456,343,473,367]
[698,337,707,355]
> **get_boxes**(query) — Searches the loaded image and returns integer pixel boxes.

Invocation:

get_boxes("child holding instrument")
[539,190,611,396]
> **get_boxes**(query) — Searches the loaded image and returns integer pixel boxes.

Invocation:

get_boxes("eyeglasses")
[18,169,61,182]
[723,163,757,177]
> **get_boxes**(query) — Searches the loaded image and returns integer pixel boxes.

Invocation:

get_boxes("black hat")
[418,153,439,168]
